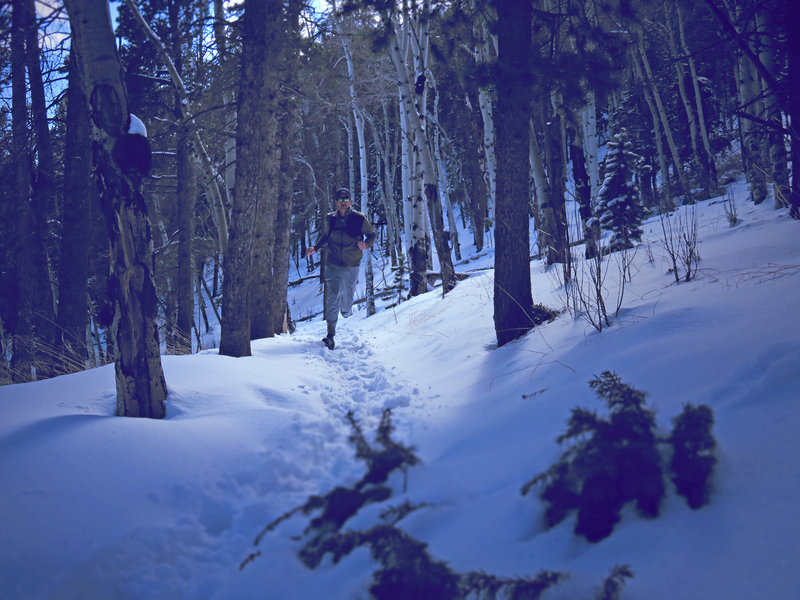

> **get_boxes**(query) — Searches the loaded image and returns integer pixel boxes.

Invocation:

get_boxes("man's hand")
[357,241,367,250]
[306,246,316,256]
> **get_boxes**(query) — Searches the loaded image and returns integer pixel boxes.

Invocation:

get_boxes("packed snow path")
[273,324,428,432]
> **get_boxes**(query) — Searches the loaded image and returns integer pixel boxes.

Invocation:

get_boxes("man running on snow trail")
[306,188,377,350]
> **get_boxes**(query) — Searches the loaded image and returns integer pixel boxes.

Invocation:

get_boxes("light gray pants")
[324,263,359,337]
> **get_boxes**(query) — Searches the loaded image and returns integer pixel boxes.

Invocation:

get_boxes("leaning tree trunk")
[666,0,711,199]
[64,0,167,418]
[637,27,693,205]
[633,47,673,209]
[677,2,718,190]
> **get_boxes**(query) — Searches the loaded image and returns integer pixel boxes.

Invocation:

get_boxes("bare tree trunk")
[535,96,568,266]
[121,0,229,254]
[175,119,196,353]
[212,0,227,56]
[570,118,597,259]
[473,1,497,228]
[666,0,711,199]
[272,114,294,334]
[494,0,537,347]
[366,104,402,263]
[677,2,718,189]
[340,22,375,316]
[64,0,167,418]
[581,92,601,200]
[756,9,791,210]
[637,27,693,205]
[11,0,59,380]
[786,0,800,218]
[220,0,284,353]
[56,51,93,374]
[466,95,488,251]
[529,118,548,257]
[10,0,35,381]
[633,53,673,209]
[23,0,59,362]
[385,10,455,295]
[231,1,285,347]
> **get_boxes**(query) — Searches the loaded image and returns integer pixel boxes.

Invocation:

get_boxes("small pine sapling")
[596,129,646,252]
[669,404,717,509]
[524,372,664,542]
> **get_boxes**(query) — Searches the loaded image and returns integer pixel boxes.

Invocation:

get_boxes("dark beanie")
[335,188,351,199]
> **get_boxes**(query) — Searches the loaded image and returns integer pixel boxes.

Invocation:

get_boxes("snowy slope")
[1,183,799,600]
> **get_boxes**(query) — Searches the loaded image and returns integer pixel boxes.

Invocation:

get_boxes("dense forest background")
[0,0,797,401]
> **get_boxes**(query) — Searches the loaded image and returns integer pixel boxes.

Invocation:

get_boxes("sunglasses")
[336,198,352,203]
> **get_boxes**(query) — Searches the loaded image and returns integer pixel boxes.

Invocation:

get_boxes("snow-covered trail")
[0,322,436,600]
[268,321,435,448]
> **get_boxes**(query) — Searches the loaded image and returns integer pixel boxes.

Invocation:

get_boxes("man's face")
[337,198,352,210]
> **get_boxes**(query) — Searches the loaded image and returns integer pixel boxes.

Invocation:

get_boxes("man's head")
[335,188,352,211]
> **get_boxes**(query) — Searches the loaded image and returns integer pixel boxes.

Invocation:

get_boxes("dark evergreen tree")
[596,129,646,251]
[523,371,664,543]
[669,403,717,509]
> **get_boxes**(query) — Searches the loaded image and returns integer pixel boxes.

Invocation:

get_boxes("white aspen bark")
[472,3,497,227]
[633,52,673,209]
[637,29,693,204]
[723,0,766,204]
[677,3,716,187]
[430,70,460,260]
[433,117,460,261]
[579,2,601,200]
[666,0,709,198]
[399,99,414,249]
[366,109,401,262]
[581,94,600,199]
[740,55,768,204]
[385,7,455,295]
[529,118,548,257]
[340,25,375,315]
[478,88,497,227]
[394,27,424,290]
[121,0,229,253]
[756,9,791,209]
[379,104,402,258]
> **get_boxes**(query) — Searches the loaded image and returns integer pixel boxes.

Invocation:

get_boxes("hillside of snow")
[1,182,799,600]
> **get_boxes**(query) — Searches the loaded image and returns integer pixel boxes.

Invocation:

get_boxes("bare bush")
[723,187,738,228]
[658,203,701,283]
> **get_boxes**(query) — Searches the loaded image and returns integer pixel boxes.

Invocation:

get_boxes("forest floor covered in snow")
[1,180,799,599]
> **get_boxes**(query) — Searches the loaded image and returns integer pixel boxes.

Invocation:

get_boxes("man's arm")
[361,216,377,249]
[306,215,331,255]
